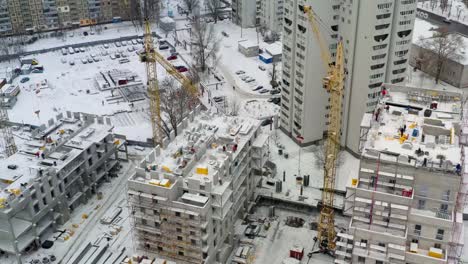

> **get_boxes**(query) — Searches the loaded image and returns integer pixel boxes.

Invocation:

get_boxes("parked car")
[20,77,30,83]
[69,60,75,66]
[103,44,109,49]
[93,57,100,62]
[246,78,256,83]
[74,48,80,53]
[68,47,75,54]
[101,50,109,56]
[81,58,88,64]
[159,45,169,50]
[127,46,135,52]
[110,54,116,60]
[258,65,266,71]
[270,89,281,95]
[253,86,263,91]
[175,66,188,72]
[213,96,224,103]
[269,97,281,105]
[87,57,93,63]
[137,38,143,44]
[80,47,85,52]
[241,76,249,81]
[119,58,130,64]
[61,48,68,55]
[167,55,177,60]
[115,42,121,47]
[121,41,127,46]
[261,119,273,126]
[259,89,269,94]
[236,70,245,75]
[115,53,121,58]
[32,68,43,73]
[132,39,138,45]
[61,58,67,64]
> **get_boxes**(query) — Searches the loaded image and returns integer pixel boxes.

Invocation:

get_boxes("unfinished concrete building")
[127,109,269,264]
[0,112,127,263]
[339,84,466,264]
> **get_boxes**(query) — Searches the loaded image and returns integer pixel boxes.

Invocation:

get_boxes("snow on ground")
[406,65,462,92]
[412,18,468,64]
[0,34,190,142]
[257,126,360,209]
[418,0,468,25]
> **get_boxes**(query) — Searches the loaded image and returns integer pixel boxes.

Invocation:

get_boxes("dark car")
[259,89,269,94]
[20,77,30,83]
[253,86,263,91]
[270,89,281,95]
[175,66,188,72]
[159,45,169,50]
[167,55,177,60]
[271,97,281,105]
[261,119,273,126]
[213,96,224,103]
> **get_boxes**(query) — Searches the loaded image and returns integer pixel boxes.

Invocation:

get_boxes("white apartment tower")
[231,0,259,28]
[280,0,417,155]
[258,0,284,33]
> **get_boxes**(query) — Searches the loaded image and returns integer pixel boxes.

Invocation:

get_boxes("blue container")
[168,10,174,18]
[412,128,419,137]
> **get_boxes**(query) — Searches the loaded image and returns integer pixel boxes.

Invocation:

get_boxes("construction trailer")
[0,112,128,264]
[127,110,269,264]
[338,84,466,264]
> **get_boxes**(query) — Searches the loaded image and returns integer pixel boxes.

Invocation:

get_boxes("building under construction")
[127,108,269,264]
[339,84,466,264]
[0,112,127,263]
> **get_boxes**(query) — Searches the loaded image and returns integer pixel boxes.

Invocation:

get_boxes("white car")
[69,60,75,66]
[103,44,109,49]
[81,58,88,64]
[132,39,138,45]
[80,47,85,52]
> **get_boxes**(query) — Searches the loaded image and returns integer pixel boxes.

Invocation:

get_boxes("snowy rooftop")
[130,110,261,196]
[238,40,259,49]
[265,42,282,56]
[0,112,114,200]
[412,18,468,65]
[361,84,463,169]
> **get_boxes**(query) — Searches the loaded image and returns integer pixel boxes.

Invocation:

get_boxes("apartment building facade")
[128,110,268,264]
[0,0,132,35]
[232,0,259,28]
[0,112,127,264]
[338,85,465,264]
[280,0,417,155]
[258,0,284,33]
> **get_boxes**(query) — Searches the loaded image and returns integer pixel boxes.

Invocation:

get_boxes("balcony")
[406,244,447,264]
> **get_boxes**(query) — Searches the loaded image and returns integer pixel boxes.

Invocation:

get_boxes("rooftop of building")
[360,83,463,171]
[129,110,261,205]
[0,111,114,201]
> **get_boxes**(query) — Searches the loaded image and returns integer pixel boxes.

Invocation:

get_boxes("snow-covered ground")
[418,0,468,24]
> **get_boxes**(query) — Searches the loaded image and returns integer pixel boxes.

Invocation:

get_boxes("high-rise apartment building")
[0,0,132,35]
[231,0,259,28]
[258,0,284,33]
[280,0,417,155]
[338,84,465,264]
[127,109,268,264]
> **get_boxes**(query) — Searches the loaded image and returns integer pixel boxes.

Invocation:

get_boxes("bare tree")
[144,0,162,22]
[312,143,344,170]
[440,0,449,12]
[206,0,222,23]
[228,97,240,116]
[182,0,199,14]
[270,62,279,89]
[191,15,220,73]
[130,0,143,27]
[158,77,197,137]
[418,28,464,84]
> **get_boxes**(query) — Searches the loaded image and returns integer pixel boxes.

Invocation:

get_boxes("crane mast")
[143,19,163,147]
[303,6,345,252]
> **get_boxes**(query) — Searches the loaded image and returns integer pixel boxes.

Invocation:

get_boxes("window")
[440,203,448,212]
[178,251,184,256]
[442,190,450,201]
[376,261,383,264]
[191,239,197,245]
[176,228,182,233]
[34,203,40,213]
[175,212,181,217]
[189,214,194,220]
[358,256,365,262]
[436,229,444,240]
[414,224,421,235]
[434,243,442,249]
[177,236,183,241]
[157,246,163,251]
[418,199,426,209]
[141,219,147,225]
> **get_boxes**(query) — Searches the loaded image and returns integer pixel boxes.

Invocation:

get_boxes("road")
[417,8,468,35]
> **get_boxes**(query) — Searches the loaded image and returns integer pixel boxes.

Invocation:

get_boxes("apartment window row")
[399,20,412,26]
[402,0,416,4]
[376,13,391,20]
[370,73,384,79]
[392,68,406,74]
[370,63,385,70]
[377,3,392,9]
[375,23,390,30]
[414,225,445,240]
[372,54,386,60]
[400,10,414,16]
[396,39,410,45]
[395,50,409,57]
[373,44,387,51]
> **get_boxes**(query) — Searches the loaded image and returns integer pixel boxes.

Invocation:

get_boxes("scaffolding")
[0,96,16,157]
[127,189,207,264]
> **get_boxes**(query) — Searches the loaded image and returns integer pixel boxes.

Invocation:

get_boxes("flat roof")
[265,42,282,56]
[238,40,258,49]
[361,84,463,168]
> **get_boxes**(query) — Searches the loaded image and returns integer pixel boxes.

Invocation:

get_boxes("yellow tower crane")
[141,19,199,147]
[303,6,345,252]
[141,19,163,147]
